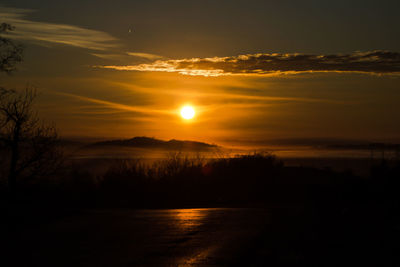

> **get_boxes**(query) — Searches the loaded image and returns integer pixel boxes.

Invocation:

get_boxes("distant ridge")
[89,136,218,151]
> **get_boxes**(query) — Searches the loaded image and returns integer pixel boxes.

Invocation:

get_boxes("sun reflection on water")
[170,209,207,230]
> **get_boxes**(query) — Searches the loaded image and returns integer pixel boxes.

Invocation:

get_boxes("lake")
[16,208,271,266]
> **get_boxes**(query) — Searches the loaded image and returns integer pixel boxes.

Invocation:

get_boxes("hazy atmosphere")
[1,0,399,146]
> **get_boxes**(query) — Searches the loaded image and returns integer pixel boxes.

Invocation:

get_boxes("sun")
[180,105,195,120]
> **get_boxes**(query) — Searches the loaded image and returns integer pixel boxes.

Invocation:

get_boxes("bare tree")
[0,88,62,194]
[0,23,23,74]
[0,24,62,203]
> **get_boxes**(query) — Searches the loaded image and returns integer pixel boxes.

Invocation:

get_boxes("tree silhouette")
[0,23,62,214]
[0,23,23,74]
[0,88,62,194]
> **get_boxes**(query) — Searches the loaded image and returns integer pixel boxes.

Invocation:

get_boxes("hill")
[89,136,218,151]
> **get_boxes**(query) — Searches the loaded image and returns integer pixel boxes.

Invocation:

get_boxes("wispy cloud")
[100,51,400,77]
[56,92,174,115]
[90,53,126,60]
[110,80,345,104]
[127,52,164,60]
[91,51,164,62]
[0,6,118,51]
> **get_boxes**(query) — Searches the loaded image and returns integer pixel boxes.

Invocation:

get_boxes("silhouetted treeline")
[2,152,400,212]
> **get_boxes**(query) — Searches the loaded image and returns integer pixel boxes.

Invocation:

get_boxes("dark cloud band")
[101,51,400,76]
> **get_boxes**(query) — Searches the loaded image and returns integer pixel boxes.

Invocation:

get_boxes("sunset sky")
[1,0,399,146]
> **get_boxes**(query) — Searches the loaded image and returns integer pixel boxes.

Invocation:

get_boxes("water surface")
[20,208,270,266]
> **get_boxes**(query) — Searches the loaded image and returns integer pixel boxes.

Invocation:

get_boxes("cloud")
[0,6,118,51]
[100,51,400,76]
[90,53,126,60]
[127,52,164,60]
[91,52,164,61]
[57,92,174,116]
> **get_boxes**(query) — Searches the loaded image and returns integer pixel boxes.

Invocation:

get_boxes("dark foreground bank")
[3,206,400,267]
[2,154,400,266]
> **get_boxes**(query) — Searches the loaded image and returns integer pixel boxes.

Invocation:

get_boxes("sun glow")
[180,105,195,120]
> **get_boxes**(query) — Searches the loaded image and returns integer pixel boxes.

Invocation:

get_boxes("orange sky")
[1,2,400,146]
[4,69,398,146]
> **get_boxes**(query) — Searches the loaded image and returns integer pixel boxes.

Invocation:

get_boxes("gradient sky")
[1,0,399,146]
